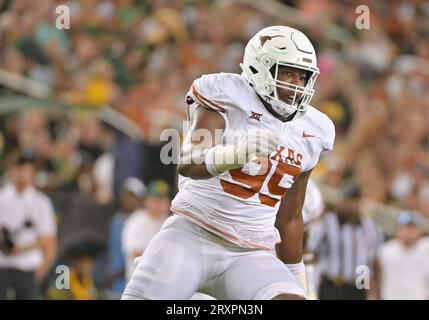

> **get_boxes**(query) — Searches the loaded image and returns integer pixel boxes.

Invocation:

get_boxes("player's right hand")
[236,131,280,164]
[205,131,280,176]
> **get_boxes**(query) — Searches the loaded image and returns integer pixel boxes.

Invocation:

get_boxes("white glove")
[205,131,279,176]
[286,260,308,294]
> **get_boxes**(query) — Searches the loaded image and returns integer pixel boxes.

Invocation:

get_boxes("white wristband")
[204,144,240,177]
[285,260,306,276]
[204,146,223,176]
[285,260,308,293]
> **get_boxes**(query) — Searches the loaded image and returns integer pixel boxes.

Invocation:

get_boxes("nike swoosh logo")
[303,131,316,138]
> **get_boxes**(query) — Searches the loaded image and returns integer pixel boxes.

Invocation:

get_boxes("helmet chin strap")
[257,94,305,122]
[267,95,305,121]
[271,104,302,122]
[283,110,299,122]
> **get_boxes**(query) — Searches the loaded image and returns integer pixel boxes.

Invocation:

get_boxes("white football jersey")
[171,73,335,250]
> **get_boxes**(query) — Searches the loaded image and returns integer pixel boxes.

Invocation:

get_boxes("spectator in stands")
[122,179,170,281]
[46,239,103,300]
[377,211,429,300]
[0,152,57,299]
[115,177,147,279]
[104,177,146,298]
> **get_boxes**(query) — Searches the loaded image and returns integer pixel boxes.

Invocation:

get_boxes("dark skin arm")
[275,169,312,264]
[177,106,225,179]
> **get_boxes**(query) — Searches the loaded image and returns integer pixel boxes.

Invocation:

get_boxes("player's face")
[276,66,308,105]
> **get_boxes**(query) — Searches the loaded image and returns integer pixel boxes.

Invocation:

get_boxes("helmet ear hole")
[249,66,259,74]
[304,71,312,85]
[269,65,276,78]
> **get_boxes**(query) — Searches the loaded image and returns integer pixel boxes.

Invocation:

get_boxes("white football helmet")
[240,26,319,120]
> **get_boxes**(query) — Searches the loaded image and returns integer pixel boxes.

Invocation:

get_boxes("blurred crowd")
[0,110,115,200]
[0,0,428,299]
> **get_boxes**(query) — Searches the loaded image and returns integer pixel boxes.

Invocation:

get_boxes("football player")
[122,25,335,300]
